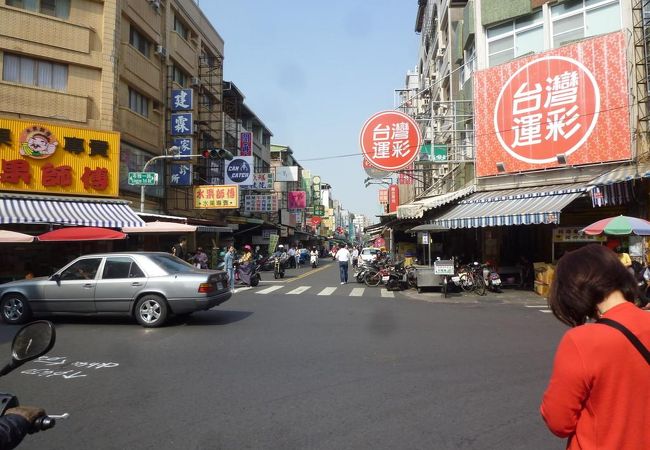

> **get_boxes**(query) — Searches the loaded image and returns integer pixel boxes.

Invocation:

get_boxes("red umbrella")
[38,227,126,241]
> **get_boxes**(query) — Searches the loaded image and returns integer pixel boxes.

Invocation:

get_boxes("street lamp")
[139,146,234,213]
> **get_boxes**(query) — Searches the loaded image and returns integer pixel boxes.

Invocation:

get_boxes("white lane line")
[380,289,394,298]
[286,286,311,295]
[318,287,337,296]
[349,288,365,297]
[540,310,552,314]
[256,286,283,295]
[525,305,548,308]
[234,287,252,293]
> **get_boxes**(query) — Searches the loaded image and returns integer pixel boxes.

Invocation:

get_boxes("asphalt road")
[0,259,567,450]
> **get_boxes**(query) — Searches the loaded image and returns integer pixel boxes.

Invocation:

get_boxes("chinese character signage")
[252,173,273,190]
[170,164,192,186]
[553,227,606,243]
[171,113,193,136]
[240,132,252,156]
[474,32,630,177]
[172,138,192,160]
[224,156,254,185]
[287,191,306,209]
[171,89,193,111]
[0,118,119,196]
[378,189,389,204]
[244,194,278,212]
[194,185,239,209]
[388,184,400,213]
[359,110,422,171]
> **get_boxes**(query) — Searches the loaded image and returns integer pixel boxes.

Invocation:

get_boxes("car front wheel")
[1,294,32,325]
[135,295,168,327]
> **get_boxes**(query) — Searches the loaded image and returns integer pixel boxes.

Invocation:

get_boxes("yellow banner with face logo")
[0,118,120,197]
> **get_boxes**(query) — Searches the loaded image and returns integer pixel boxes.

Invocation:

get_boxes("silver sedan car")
[0,252,231,327]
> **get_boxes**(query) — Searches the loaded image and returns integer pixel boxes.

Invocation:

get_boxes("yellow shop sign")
[0,118,120,197]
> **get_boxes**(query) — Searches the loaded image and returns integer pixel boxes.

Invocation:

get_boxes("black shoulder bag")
[597,318,650,365]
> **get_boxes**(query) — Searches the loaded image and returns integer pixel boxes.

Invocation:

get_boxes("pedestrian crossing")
[525,305,552,314]
[245,284,397,298]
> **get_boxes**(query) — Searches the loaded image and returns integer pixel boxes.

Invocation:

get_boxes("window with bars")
[2,53,68,90]
[128,87,149,117]
[129,24,150,57]
[6,0,70,19]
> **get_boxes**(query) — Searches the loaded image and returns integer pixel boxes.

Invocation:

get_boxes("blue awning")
[0,195,145,228]
[431,184,587,229]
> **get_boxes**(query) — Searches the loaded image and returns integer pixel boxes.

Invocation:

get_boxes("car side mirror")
[50,273,61,283]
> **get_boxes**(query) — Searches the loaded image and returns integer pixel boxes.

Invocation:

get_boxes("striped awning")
[0,195,145,228]
[588,162,650,186]
[431,184,587,229]
[397,184,476,219]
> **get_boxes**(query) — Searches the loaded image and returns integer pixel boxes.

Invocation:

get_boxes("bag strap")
[597,318,650,366]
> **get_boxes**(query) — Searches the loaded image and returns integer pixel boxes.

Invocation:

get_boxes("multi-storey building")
[394,0,650,269]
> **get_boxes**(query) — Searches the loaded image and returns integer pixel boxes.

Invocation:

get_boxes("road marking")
[255,286,283,295]
[286,263,332,283]
[234,287,252,293]
[380,289,394,298]
[525,305,548,308]
[318,287,337,296]
[349,288,364,297]
[540,310,552,314]
[286,286,310,295]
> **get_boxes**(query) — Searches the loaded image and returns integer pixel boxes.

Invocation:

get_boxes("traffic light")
[201,148,234,160]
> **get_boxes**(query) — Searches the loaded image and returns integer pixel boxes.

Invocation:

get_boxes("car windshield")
[362,249,378,255]
[148,254,197,274]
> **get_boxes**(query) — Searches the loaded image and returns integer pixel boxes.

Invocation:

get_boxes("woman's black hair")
[548,244,639,327]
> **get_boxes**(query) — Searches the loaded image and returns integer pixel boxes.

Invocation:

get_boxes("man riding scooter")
[236,245,258,286]
[310,246,319,268]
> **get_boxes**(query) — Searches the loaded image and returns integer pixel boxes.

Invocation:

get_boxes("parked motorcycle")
[482,263,502,293]
[0,321,68,447]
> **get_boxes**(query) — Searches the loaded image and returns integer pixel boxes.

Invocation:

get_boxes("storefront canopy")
[588,161,650,186]
[122,221,197,233]
[0,195,144,228]
[407,224,449,233]
[38,227,126,241]
[431,183,588,229]
[0,230,35,243]
[397,184,476,219]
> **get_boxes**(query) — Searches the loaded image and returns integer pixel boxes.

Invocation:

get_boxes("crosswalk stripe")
[256,285,283,295]
[380,289,394,298]
[234,287,252,293]
[540,310,552,313]
[286,286,310,295]
[525,305,548,308]
[318,287,337,296]
[349,288,364,297]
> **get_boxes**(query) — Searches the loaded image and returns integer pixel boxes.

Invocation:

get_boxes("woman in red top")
[541,244,650,449]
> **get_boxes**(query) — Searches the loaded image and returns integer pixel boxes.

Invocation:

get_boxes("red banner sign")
[388,184,400,213]
[474,32,630,177]
[359,110,421,171]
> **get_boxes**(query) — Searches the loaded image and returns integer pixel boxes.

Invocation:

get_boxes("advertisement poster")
[244,194,278,213]
[474,32,630,177]
[359,110,422,171]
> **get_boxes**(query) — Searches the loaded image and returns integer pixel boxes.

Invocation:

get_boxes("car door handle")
[83,283,94,289]
[131,282,142,286]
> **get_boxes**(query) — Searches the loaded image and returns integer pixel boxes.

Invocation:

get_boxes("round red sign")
[494,55,600,164]
[311,216,322,226]
[359,110,422,171]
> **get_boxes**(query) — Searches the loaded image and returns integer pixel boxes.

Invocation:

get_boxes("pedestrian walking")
[351,246,359,268]
[335,244,351,284]
[171,237,187,260]
[288,246,296,268]
[224,246,236,292]
[192,247,208,269]
[541,244,650,448]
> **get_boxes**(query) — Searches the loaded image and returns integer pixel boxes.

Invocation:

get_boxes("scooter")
[0,321,69,445]
[233,261,261,287]
[310,252,319,268]
[483,264,503,293]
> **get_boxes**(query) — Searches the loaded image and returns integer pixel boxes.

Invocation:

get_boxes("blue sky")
[201,1,420,222]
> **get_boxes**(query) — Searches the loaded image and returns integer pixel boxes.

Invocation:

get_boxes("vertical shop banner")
[172,137,192,161]
[170,113,193,136]
[170,164,192,186]
[171,89,193,111]
[474,32,630,177]
[240,132,252,156]
[359,110,422,171]
[268,234,279,253]
[287,191,306,209]
[224,156,254,185]
[388,184,400,213]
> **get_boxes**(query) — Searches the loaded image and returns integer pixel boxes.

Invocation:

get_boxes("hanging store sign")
[171,89,193,111]
[172,137,192,160]
[378,189,389,205]
[0,118,119,196]
[388,184,400,213]
[170,164,192,186]
[194,185,239,209]
[359,110,422,171]
[252,173,273,190]
[224,156,254,185]
[275,166,299,182]
[287,191,306,209]
[244,194,278,213]
[170,113,193,136]
[474,32,631,177]
[240,132,252,156]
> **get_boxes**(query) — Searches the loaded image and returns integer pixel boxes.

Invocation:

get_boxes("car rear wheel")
[1,294,32,325]
[135,295,168,328]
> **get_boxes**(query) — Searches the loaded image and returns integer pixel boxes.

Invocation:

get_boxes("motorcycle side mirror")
[0,321,56,377]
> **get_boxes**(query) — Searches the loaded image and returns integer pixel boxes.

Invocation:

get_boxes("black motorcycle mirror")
[0,321,56,377]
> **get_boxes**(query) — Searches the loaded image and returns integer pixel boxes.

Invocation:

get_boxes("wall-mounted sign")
[171,89,193,111]
[275,166,299,182]
[252,173,273,190]
[0,118,119,196]
[244,194,278,212]
[224,156,254,185]
[553,227,606,243]
[474,32,631,177]
[288,191,306,209]
[194,185,239,209]
[172,137,192,161]
[170,113,193,136]
[388,185,400,213]
[378,189,389,204]
[170,164,192,186]
[359,110,422,171]
[128,172,158,186]
[240,132,252,156]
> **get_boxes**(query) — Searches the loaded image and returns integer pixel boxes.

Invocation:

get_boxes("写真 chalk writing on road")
[20,356,120,380]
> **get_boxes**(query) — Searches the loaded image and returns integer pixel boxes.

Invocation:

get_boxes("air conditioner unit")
[155,45,166,57]
[190,76,202,87]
